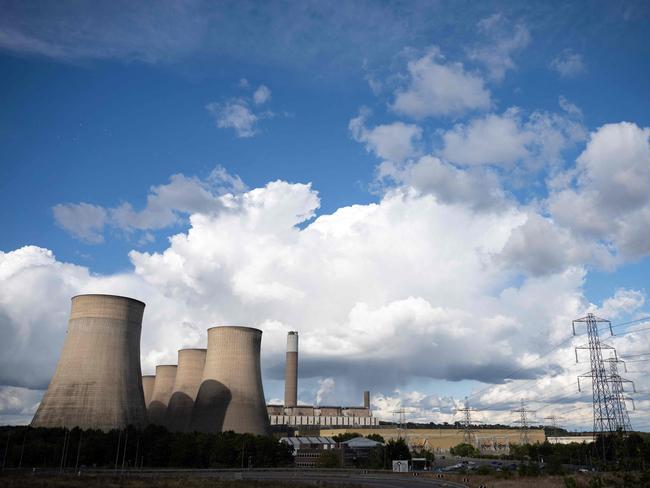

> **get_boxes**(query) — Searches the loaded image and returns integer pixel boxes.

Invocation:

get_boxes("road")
[16,468,469,488]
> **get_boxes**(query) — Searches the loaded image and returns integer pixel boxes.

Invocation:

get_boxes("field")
[317,427,547,451]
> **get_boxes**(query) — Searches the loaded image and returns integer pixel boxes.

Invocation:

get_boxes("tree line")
[0,425,293,470]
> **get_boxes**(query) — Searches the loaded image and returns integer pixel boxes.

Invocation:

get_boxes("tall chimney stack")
[284,331,298,407]
[364,390,370,409]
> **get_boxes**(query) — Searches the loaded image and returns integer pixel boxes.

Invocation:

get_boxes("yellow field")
[317,427,546,451]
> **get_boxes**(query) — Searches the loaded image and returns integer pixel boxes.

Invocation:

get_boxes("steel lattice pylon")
[604,355,635,432]
[456,397,479,445]
[511,399,535,445]
[573,313,618,434]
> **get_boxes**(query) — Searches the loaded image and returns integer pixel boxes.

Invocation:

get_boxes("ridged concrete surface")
[31,294,148,431]
[148,364,177,426]
[142,375,156,407]
[166,348,206,432]
[191,326,270,435]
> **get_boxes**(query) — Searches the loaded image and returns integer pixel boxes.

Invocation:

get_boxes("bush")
[563,476,578,488]
[588,476,603,488]
[476,465,493,475]
[316,449,341,468]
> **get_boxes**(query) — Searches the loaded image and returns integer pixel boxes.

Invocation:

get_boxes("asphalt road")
[19,468,469,488]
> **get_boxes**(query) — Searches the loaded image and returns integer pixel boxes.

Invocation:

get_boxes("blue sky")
[1,0,649,429]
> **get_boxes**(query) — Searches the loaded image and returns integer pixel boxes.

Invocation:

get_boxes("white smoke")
[316,377,336,405]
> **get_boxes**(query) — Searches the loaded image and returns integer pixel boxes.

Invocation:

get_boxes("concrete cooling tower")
[165,348,206,432]
[284,331,298,407]
[142,375,156,407]
[148,365,177,426]
[190,326,270,436]
[31,294,148,431]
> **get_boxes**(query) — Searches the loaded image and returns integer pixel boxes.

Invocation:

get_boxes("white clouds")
[391,48,491,119]
[253,85,272,105]
[207,84,275,137]
[52,203,108,244]
[376,156,507,211]
[206,99,260,138]
[53,166,246,243]
[550,49,587,78]
[4,173,650,426]
[468,14,531,81]
[349,109,422,163]
[440,104,586,167]
[441,108,532,166]
[496,213,610,276]
[548,122,650,259]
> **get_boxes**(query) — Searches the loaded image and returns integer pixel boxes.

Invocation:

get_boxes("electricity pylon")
[573,313,618,434]
[512,399,535,445]
[455,397,480,445]
[604,355,635,432]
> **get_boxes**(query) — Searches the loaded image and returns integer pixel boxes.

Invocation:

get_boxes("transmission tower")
[512,399,536,445]
[456,397,480,445]
[604,355,635,432]
[544,415,564,440]
[392,407,407,439]
[573,313,618,434]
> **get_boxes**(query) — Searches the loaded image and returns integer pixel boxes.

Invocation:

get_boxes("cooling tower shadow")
[190,380,231,433]
[165,391,194,432]
[148,401,169,426]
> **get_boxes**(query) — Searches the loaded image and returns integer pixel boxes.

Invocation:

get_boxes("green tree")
[332,432,361,443]
[385,438,410,467]
[449,443,480,457]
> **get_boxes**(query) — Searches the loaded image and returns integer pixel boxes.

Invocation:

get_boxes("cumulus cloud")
[5,169,650,425]
[53,166,246,243]
[391,47,491,118]
[550,49,587,78]
[440,104,586,168]
[496,213,612,276]
[52,203,108,243]
[349,108,422,163]
[467,14,531,81]
[548,122,650,259]
[375,156,507,211]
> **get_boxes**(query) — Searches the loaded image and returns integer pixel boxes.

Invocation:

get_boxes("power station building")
[268,331,377,428]
[31,294,148,431]
[32,295,375,435]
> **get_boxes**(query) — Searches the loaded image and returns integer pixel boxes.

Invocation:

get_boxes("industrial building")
[190,326,271,436]
[31,294,148,431]
[268,331,377,427]
[279,436,337,468]
[165,348,206,432]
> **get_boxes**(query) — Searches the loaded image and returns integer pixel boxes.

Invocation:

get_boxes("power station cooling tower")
[190,326,271,436]
[148,365,177,426]
[165,348,206,432]
[142,375,156,407]
[31,294,148,431]
[284,331,298,407]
